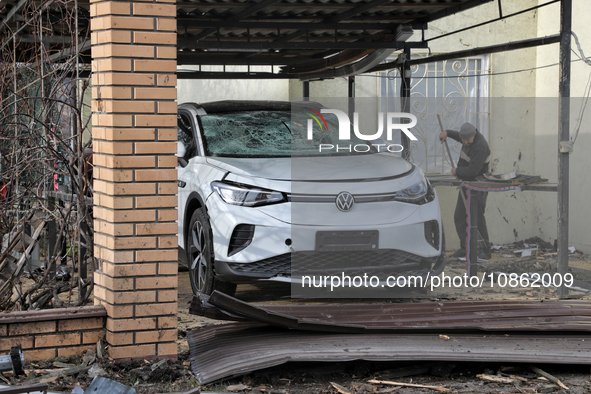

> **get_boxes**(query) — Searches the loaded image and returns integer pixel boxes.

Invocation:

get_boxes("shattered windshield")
[199,110,375,158]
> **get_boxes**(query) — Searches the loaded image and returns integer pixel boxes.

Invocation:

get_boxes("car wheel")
[187,208,237,296]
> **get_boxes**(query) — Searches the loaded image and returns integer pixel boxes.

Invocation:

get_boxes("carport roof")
[0,0,493,77]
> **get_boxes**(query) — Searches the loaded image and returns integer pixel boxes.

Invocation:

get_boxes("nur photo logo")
[304,108,418,153]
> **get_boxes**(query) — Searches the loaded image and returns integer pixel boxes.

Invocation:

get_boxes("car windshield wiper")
[281,120,292,135]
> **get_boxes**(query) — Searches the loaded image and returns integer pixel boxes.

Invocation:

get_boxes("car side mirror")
[177,142,188,168]
[177,141,187,157]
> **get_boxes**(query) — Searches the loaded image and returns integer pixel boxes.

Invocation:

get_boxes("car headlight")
[395,177,433,204]
[211,181,287,207]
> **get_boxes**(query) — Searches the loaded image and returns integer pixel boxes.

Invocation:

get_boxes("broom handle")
[437,114,456,168]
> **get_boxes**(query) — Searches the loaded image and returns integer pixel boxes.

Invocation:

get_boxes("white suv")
[177,101,445,296]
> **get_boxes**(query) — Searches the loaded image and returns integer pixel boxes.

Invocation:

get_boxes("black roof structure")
[0,0,494,78]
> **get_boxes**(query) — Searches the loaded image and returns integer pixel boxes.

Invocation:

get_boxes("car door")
[176,110,199,251]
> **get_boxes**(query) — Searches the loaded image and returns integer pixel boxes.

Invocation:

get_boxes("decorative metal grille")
[380,56,490,174]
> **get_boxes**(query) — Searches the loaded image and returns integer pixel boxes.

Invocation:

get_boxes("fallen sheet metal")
[195,292,591,332]
[188,323,591,384]
[84,377,136,394]
[189,293,591,383]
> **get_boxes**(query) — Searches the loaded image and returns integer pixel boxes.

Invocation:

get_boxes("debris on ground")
[367,379,451,392]
[84,376,136,394]
[529,366,569,390]
[0,346,197,394]
[4,268,591,393]
[443,236,591,298]
[2,329,591,393]
[0,346,24,377]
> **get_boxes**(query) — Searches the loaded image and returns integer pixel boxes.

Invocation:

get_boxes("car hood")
[206,153,413,182]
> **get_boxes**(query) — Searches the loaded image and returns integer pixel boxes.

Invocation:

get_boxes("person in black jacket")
[439,123,491,260]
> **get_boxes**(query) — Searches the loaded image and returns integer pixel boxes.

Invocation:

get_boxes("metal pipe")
[467,189,479,276]
[370,34,561,73]
[400,47,411,160]
[437,115,456,168]
[557,0,571,297]
[348,76,355,116]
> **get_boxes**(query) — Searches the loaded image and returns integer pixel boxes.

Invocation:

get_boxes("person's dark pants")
[454,187,490,251]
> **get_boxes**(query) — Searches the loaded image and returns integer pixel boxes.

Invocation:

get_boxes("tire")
[186,208,237,296]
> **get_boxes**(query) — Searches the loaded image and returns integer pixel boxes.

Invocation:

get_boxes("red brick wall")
[0,306,106,361]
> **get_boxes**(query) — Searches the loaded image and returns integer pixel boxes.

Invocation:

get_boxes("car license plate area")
[315,230,378,252]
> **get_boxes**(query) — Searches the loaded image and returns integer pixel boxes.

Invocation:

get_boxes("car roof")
[180,100,324,115]
[200,100,291,113]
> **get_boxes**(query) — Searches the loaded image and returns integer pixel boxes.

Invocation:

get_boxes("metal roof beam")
[177,40,414,50]
[184,15,415,22]
[177,1,448,10]
[281,49,372,74]
[177,71,296,79]
[369,34,561,72]
[177,54,317,65]
[177,19,402,31]
[299,46,391,80]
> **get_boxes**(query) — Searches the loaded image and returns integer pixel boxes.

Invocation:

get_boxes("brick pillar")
[90,0,178,361]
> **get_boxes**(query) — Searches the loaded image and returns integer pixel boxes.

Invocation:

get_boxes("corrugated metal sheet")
[188,323,591,384]
[188,293,591,383]
[192,292,591,332]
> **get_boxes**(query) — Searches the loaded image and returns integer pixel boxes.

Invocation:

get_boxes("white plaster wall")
[534,0,591,252]
[177,65,289,103]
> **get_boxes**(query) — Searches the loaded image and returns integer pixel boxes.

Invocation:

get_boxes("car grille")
[227,254,291,276]
[225,250,434,278]
[292,250,427,277]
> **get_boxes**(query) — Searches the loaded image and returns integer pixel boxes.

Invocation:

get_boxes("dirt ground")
[8,248,591,393]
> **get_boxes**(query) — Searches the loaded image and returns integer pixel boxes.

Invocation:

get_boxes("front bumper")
[214,249,445,283]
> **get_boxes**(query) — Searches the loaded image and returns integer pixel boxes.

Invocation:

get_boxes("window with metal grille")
[379,55,490,175]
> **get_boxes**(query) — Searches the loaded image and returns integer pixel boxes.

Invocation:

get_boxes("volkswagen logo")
[335,191,355,212]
